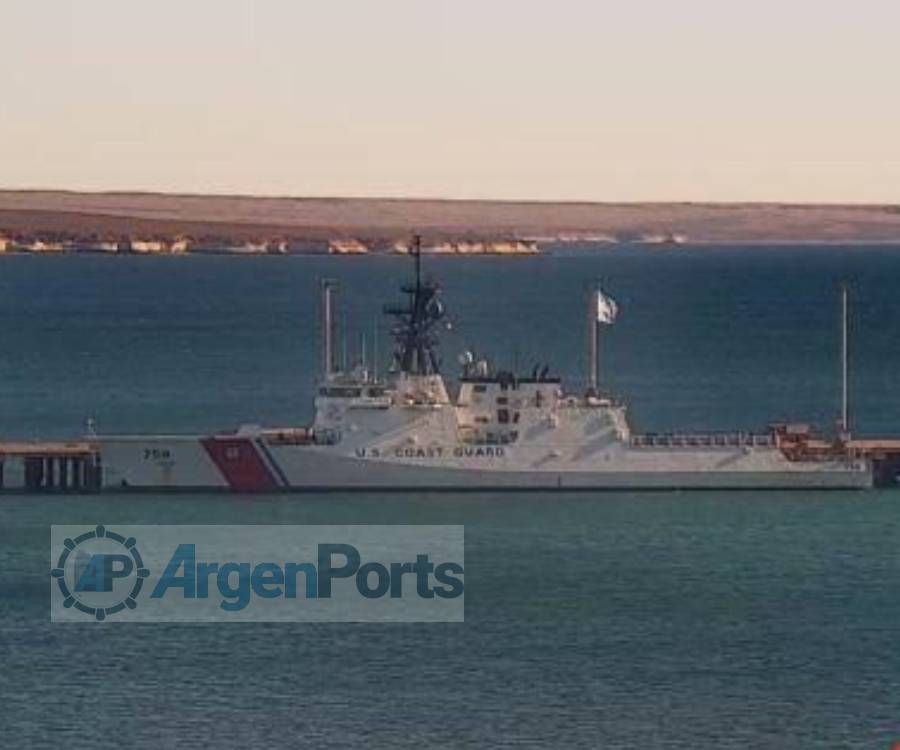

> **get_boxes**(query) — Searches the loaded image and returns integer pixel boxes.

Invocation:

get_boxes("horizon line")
[0,186,897,209]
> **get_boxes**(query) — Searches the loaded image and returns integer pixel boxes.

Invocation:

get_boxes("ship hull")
[97,435,874,492]
[261,446,874,491]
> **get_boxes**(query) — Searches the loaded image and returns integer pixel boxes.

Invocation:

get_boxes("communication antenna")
[359,331,367,378]
[341,315,348,374]
[320,279,338,380]
[372,321,379,383]
[840,284,850,440]
[413,233,422,295]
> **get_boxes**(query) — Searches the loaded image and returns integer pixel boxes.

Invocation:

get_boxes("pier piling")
[2,442,101,493]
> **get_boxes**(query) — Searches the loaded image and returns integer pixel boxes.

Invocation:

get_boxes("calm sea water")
[2,247,900,748]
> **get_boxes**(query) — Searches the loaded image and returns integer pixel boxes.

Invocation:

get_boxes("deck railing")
[631,432,773,449]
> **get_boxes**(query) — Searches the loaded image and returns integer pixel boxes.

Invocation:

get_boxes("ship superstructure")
[90,236,877,491]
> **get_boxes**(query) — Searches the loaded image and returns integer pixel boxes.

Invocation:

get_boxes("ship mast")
[383,235,446,376]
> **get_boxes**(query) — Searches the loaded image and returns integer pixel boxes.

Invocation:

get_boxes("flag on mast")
[596,290,618,324]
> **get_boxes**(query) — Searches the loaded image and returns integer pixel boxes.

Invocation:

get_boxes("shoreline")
[1,190,900,254]
[3,240,900,259]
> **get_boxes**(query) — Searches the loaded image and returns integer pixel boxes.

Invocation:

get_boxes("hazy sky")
[1,0,898,202]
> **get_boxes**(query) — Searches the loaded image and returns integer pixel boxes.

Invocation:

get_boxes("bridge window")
[320,387,362,398]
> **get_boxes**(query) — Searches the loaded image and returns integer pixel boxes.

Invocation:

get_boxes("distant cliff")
[1,190,900,255]
[0,233,540,257]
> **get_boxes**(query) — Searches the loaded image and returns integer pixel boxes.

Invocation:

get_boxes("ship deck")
[0,440,98,457]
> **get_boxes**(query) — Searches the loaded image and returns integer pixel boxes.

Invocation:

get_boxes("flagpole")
[595,306,602,394]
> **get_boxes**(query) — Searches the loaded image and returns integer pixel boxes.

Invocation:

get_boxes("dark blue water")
[2,248,900,748]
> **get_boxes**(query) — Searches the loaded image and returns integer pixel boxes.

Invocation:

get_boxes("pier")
[845,439,900,487]
[0,441,101,492]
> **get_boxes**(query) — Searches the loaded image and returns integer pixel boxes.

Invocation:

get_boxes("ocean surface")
[2,246,900,748]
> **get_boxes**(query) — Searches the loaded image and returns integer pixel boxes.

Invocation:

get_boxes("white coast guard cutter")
[97,239,874,491]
